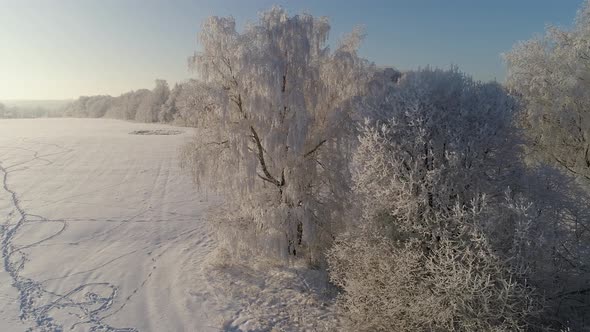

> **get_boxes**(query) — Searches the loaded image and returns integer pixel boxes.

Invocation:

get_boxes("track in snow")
[0,140,141,331]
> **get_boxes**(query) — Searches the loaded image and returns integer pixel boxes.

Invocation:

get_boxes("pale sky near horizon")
[0,0,584,100]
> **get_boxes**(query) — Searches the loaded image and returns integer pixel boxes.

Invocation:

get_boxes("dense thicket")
[328,68,590,331]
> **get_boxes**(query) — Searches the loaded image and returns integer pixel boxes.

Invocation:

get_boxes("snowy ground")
[0,118,232,331]
[0,118,336,332]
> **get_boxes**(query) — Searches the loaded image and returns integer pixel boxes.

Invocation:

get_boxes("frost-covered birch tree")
[181,7,373,263]
[505,0,590,181]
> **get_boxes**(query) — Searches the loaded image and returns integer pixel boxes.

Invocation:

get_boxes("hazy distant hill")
[0,99,72,111]
[0,100,72,118]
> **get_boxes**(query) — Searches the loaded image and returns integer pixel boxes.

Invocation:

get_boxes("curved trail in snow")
[0,141,136,331]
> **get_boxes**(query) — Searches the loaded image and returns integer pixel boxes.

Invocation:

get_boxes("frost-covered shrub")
[328,205,539,332]
[327,68,590,331]
[181,7,373,264]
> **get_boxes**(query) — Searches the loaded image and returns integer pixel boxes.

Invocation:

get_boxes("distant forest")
[1,78,203,127]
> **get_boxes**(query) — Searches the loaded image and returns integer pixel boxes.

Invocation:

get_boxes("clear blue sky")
[0,0,584,100]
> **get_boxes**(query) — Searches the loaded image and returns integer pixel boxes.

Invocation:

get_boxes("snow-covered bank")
[0,118,226,331]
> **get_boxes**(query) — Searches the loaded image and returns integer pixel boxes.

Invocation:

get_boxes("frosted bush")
[326,68,586,331]
[328,208,539,332]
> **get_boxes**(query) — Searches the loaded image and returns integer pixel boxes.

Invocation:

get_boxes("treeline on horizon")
[0,101,66,118]
[0,78,203,126]
[0,80,199,126]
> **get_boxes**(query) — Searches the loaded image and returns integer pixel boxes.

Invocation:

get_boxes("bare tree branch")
[552,153,590,180]
[304,139,327,158]
[205,140,229,146]
[250,125,283,187]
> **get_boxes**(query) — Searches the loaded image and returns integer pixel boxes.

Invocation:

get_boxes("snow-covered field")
[0,118,227,331]
[0,118,337,332]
